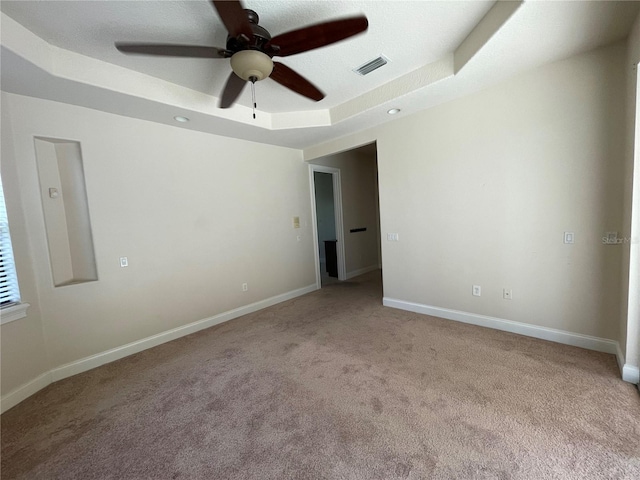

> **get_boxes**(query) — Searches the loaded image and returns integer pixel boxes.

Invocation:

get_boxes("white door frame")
[623,63,640,384]
[309,164,346,286]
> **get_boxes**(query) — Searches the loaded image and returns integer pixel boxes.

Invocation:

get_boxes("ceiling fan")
[115,0,368,110]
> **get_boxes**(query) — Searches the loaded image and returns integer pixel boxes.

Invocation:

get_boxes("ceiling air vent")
[353,55,389,76]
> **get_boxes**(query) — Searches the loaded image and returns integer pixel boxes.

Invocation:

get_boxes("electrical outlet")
[119,257,128,268]
[387,233,399,241]
[503,288,512,300]
[242,283,248,292]
[472,285,481,297]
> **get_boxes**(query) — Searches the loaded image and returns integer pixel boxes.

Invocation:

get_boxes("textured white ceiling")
[1,1,639,150]
[0,0,494,112]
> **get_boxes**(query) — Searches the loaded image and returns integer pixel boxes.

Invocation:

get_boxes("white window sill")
[1,303,30,325]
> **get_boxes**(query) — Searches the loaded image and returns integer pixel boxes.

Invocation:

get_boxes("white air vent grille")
[353,55,389,76]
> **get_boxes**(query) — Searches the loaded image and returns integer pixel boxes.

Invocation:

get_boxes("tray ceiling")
[1,1,638,149]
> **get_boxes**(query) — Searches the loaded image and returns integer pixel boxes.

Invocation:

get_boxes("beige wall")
[1,92,315,396]
[307,42,628,341]
[33,139,75,285]
[54,141,98,282]
[1,95,49,395]
[311,146,381,276]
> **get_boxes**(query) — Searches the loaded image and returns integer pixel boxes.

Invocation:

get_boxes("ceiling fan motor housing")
[225,9,272,52]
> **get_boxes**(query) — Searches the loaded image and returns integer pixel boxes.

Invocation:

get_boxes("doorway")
[310,165,346,286]
[309,143,381,289]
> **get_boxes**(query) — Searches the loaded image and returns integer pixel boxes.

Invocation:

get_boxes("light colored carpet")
[2,270,639,479]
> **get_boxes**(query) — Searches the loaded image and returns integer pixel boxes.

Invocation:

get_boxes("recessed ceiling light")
[387,108,401,115]
[173,116,190,123]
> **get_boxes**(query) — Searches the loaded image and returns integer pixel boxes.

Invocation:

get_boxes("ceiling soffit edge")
[454,0,523,73]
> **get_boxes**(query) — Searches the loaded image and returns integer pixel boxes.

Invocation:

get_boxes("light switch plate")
[119,257,128,268]
[563,232,574,244]
[293,216,300,228]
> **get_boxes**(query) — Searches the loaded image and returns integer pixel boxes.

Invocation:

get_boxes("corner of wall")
[0,92,51,402]
[620,9,640,379]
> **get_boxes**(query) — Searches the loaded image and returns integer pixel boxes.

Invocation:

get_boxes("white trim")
[383,297,620,355]
[346,265,380,280]
[1,284,317,412]
[612,344,638,385]
[0,302,30,324]
[1,371,51,413]
[616,342,626,374]
[622,364,640,384]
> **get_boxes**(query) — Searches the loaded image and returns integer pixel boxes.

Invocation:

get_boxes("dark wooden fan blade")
[267,16,368,57]
[270,62,324,101]
[116,43,226,58]
[219,72,247,108]
[211,0,253,39]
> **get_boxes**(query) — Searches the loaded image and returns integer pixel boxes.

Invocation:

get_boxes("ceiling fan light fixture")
[230,50,274,81]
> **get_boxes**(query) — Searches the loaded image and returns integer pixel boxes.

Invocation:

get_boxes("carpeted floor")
[2,270,639,479]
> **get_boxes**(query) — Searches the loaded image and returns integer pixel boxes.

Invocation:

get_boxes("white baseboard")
[346,265,380,280]
[614,344,640,385]
[383,297,621,356]
[622,364,640,384]
[1,284,318,413]
[616,343,626,374]
[1,372,51,414]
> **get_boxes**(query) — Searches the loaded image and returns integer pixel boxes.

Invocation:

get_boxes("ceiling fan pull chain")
[250,76,257,119]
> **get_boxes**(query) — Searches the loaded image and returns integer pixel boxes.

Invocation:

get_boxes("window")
[0,177,28,324]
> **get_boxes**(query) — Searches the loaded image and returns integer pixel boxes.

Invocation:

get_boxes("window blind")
[0,178,21,307]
